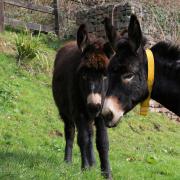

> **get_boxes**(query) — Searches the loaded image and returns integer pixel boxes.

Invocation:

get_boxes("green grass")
[0,31,180,180]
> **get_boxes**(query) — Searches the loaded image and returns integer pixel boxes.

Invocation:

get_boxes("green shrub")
[15,29,40,66]
[41,32,61,50]
[29,52,51,75]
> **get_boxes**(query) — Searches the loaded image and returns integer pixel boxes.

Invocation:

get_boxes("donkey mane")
[151,42,180,72]
[83,52,109,69]
[81,38,109,70]
[152,41,180,59]
[151,41,180,63]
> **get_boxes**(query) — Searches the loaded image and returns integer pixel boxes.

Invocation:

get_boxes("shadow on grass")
[0,150,61,166]
[0,53,15,60]
[0,150,64,177]
[0,149,81,179]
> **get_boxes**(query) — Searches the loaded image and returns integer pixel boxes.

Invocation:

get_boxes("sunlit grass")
[0,31,179,180]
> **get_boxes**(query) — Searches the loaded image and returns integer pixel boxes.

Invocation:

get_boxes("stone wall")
[76,2,134,39]
[76,1,179,43]
[76,1,170,46]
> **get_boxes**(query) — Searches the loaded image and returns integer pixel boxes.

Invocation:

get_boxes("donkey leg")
[76,117,90,169]
[95,116,112,179]
[86,122,96,167]
[64,121,75,163]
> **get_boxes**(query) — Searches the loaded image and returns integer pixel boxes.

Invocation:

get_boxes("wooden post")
[0,0,4,32]
[53,0,61,36]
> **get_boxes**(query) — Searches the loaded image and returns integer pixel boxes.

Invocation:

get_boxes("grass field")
[0,30,180,180]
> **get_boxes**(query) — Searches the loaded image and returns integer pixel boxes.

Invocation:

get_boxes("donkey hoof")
[102,172,113,180]
[89,160,96,168]
[64,158,72,164]
[105,174,113,180]
[81,164,90,171]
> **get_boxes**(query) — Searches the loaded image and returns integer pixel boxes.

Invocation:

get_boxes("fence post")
[53,0,61,37]
[0,0,4,32]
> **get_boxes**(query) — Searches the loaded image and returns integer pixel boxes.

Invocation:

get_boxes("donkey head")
[77,24,114,119]
[102,15,149,127]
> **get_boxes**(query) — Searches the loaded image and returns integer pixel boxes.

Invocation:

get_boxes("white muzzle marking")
[87,93,102,105]
[102,96,124,124]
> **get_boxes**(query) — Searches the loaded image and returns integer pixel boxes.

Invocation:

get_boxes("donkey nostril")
[102,110,113,121]
[102,111,114,128]
[106,111,113,122]
[96,104,101,111]
[87,103,101,114]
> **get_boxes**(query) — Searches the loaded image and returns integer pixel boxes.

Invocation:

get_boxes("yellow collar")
[140,49,155,116]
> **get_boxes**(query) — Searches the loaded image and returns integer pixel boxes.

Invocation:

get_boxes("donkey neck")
[150,43,180,116]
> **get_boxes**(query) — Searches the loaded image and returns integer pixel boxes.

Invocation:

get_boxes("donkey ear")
[128,14,142,52]
[103,42,115,59]
[77,24,89,51]
[103,17,117,49]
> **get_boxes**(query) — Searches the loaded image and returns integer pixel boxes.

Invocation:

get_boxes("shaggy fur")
[52,25,113,179]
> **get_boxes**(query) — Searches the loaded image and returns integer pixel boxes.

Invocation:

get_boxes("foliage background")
[3,0,179,41]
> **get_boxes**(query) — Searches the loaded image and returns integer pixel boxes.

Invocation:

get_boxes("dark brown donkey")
[52,24,113,178]
[102,14,180,127]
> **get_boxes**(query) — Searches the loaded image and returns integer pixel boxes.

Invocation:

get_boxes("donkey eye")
[121,73,134,82]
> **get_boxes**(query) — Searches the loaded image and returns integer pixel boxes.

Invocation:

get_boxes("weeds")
[14,28,53,74]
[41,32,61,50]
[30,52,51,74]
[15,28,40,66]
